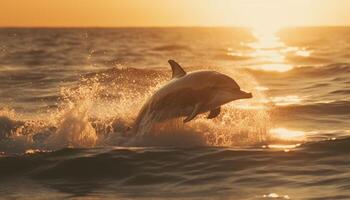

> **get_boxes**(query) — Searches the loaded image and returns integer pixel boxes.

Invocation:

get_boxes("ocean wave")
[286,54,329,64]
[276,100,350,116]
[329,89,350,95]
[1,137,350,180]
[246,63,350,77]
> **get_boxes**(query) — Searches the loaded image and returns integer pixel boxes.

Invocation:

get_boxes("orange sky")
[1,0,350,27]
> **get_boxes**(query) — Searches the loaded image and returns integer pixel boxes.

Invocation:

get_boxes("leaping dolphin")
[134,60,252,131]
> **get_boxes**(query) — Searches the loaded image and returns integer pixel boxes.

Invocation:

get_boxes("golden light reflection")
[233,103,267,110]
[25,149,51,154]
[245,27,294,72]
[270,128,305,140]
[232,94,303,111]
[255,86,269,91]
[295,49,312,57]
[251,64,294,72]
[25,149,39,154]
[267,144,301,149]
[249,28,284,49]
[263,193,291,199]
[270,95,302,106]
[237,26,312,72]
[265,127,305,152]
[263,143,302,152]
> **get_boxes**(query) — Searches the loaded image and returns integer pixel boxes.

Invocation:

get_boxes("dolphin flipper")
[168,60,186,79]
[207,107,221,119]
[183,103,201,123]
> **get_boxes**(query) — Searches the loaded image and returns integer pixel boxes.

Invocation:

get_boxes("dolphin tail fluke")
[168,60,186,79]
[183,103,201,123]
[207,107,221,119]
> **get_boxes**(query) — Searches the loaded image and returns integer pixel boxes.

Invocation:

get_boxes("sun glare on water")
[233,0,313,73]
[241,24,313,72]
[270,128,305,140]
[265,128,305,152]
[244,27,293,72]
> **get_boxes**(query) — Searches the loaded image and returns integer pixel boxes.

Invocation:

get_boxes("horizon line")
[1,25,350,29]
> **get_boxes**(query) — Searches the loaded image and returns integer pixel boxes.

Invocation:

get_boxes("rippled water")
[0,27,349,199]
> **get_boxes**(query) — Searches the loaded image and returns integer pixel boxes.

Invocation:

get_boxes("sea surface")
[0,27,349,199]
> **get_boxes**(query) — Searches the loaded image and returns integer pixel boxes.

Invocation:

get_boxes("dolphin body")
[134,60,252,131]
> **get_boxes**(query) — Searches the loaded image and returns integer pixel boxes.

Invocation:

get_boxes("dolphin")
[134,60,252,131]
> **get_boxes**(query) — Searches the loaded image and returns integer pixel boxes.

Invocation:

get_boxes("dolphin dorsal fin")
[168,60,186,79]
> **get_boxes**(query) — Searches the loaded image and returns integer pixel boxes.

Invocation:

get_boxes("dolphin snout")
[239,90,253,99]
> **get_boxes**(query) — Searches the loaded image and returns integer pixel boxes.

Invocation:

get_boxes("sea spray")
[0,66,272,153]
[46,102,98,149]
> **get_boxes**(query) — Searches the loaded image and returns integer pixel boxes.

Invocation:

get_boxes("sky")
[1,0,350,28]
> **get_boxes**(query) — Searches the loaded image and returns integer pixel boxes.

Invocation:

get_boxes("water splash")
[0,66,273,153]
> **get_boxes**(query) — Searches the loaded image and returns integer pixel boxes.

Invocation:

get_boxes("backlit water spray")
[0,66,272,153]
